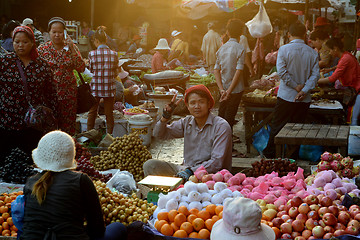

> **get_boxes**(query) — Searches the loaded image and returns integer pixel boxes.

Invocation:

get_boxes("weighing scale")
[138,175,183,204]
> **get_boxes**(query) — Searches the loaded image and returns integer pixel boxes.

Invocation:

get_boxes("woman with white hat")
[151,38,171,73]
[20,131,127,240]
[211,197,276,240]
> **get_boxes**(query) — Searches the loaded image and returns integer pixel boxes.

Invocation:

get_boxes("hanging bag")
[246,1,273,38]
[16,60,57,133]
[76,70,96,114]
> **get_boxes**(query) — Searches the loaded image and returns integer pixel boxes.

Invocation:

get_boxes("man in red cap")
[143,84,232,181]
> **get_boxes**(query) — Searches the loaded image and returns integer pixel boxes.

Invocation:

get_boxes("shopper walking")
[0,26,57,164]
[38,17,85,135]
[201,22,221,72]
[20,130,127,240]
[87,27,119,134]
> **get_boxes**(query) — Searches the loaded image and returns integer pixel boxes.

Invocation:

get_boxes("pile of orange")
[154,204,223,239]
[0,191,22,237]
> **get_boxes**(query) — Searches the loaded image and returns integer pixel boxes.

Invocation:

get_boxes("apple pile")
[262,195,360,239]
[315,152,359,178]
[247,158,298,177]
[305,170,360,200]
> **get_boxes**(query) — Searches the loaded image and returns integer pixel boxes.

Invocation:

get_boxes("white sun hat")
[22,18,34,26]
[32,131,77,172]
[154,38,170,50]
[210,197,276,240]
[171,30,181,37]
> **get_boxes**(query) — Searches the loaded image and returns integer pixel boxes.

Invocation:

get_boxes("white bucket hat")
[171,30,181,37]
[22,18,34,26]
[154,38,170,50]
[32,131,77,172]
[210,197,276,240]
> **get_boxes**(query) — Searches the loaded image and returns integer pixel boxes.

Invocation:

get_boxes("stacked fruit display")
[91,133,152,181]
[0,191,22,237]
[261,194,360,239]
[154,204,223,238]
[0,148,37,184]
[94,181,156,225]
[315,152,359,178]
[247,158,298,177]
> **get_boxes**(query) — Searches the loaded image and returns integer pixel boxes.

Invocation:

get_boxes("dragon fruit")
[321,151,333,162]
[342,168,354,178]
[318,161,331,171]
[341,157,353,169]
[332,153,343,161]
[330,160,342,171]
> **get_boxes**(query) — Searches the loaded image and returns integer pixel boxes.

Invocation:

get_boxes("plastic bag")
[11,194,25,234]
[106,170,137,195]
[252,124,271,154]
[246,2,272,38]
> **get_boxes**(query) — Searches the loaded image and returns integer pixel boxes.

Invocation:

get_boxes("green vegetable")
[74,70,92,86]
[188,73,216,86]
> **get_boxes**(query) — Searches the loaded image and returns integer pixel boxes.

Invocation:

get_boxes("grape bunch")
[76,156,112,182]
[0,148,37,184]
[75,141,92,160]
[247,158,298,177]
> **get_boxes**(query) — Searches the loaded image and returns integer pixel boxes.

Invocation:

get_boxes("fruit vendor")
[143,84,232,181]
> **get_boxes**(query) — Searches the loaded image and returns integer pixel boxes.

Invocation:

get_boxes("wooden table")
[242,101,345,153]
[274,123,350,158]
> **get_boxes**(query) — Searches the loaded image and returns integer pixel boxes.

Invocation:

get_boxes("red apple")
[298,203,311,215]
[312,226,325,238]
[285,218,293,224]
[292,220,305,232]
[281,233,292,239]
[304,194,319,205]
[338,211,351,225]
[302,229,312,238]
[292,196,303,207]
[305,218,319,230]
[280,222,292,234]
[307,210,319,220]
[317,194,325,202]
[296,213,307,223]
[324,225,335,233]
[345,225,360,235]
[338,205,347,212]
[281,214,291,222]
[350,208,360,218]
[324,233,334,239]
[309,204,320,212]
[335,222,346,230]
[278,205,286,211]
[355,213,360,221]
[319,219,326,228]
[277,210,287,217]
[348,219,360,229]
[349,205,360,211]
[288,207,299,218]
[328,205,339,216]
[272,217,284,228]
[294,237,306,240]
[334,229,346,236]
[320,196,333,207]
[318,207,330,218]
[308,236,316,240]
[333,199,342,205]
[291,232,301,238]
[323,213,337,226]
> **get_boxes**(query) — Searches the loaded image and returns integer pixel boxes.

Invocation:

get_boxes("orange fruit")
[192,218,205,231]
[187,214,197,223]
[170,222,179,232]
[197,210,210,221]
[2,222,9,230]
[189,208,199,215]
[11,232,17,237]
[0,206,8,214]
[272,227,281,239]
[180,221,193,234]
[178,206,190,216]
[0,217,3,225]
[3,197,11,204]
[189,232,199,238]
[215,205,223,215]
[160,223,174,236]
[6,217,13,226]
[212,215,220,222]
[168,210,178,222]
[2,212,10,220]
[0,200,4,207]
[2,229,10,236]
[157,212,169,222]
[155,220,168,232]
[10,225,17,231]
[173,229,188,238]
[205,219,215,231]
[198,228,210,239]
[205,204,216,216]
[174,213,186,227]
[218,211,223,219]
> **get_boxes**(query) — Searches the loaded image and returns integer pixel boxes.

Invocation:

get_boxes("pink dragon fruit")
[321,151,333,162]
[341,157,354,169]
[330,160,342,172]
[332,153,343,161]
[318,161,331,171]
[342,168,354,178]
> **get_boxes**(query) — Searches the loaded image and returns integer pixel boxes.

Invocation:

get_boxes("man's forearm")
[214,69,223,90]
[227,69,242,94]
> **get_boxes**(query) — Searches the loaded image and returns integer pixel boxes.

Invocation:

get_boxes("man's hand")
[295,91,306,101]
[162,94,183,120]
[219,90,229,102]
[295,84,304,93]
[176,168,193,181]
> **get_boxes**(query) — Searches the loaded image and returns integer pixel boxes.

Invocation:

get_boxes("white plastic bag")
[246,2,272,38]
[106,170,137,195]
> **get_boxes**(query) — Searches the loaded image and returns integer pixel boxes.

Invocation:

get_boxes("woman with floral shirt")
[0,26,58,164]
[38,17,85,135]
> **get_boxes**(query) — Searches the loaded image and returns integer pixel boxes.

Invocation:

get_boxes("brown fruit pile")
[247,158,298,177]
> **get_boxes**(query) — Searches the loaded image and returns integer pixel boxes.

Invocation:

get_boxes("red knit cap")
[184,84,215,109]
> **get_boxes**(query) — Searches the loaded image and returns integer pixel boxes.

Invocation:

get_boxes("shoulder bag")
[16,60,57,133]
[76,70,96,114]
